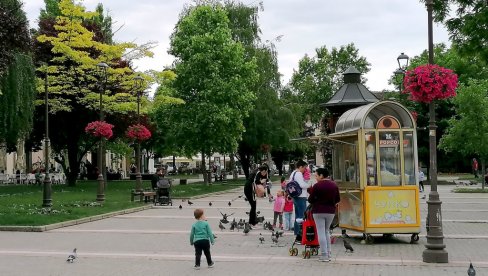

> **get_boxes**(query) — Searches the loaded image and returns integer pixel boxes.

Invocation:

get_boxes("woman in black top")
[244,165,268,226]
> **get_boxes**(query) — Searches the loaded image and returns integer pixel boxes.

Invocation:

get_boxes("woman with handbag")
[244,165,268,226]
[308,167,340,262]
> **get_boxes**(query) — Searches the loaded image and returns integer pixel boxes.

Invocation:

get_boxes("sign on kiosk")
[367,189,418,225]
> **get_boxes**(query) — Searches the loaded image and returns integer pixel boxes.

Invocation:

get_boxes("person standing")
[472,158,479,178]
[272,190,285,229]
[244,165,268,226]
[190,208,215,270]
[418,168,425,192]
[283,193,294,231]
[308,167,340,262]
[290,160,310,242]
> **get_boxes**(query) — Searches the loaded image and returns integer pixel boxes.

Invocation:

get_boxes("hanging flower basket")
[402,64,458,103]
[85,121,114,139]
[126,124,152,141]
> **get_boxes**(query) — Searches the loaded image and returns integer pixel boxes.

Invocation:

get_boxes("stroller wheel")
[293,248,298,256]
[288,248,294,256]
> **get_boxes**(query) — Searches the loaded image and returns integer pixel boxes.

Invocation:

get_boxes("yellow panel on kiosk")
[365,186,420,228]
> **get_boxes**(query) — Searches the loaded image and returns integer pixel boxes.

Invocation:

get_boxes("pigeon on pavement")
[178,205,182,210]
[188,200,194,205]
[209,202,212,206]
[228,201,232,207]
[243,222,250,235]
[468,262,476,276]
[219,221,226,231]
[259,233,265,243]
[343,238,354,253]
[66,248,77,263]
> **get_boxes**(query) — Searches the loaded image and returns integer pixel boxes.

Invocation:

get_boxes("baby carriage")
[155,178,172,206]
[289,206,320,258]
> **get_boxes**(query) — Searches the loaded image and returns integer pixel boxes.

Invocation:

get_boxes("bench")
[130,190,157,203]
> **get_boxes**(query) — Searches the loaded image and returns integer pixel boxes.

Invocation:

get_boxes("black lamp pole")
[134,75,144,192]
[395,52,409,93]
[42,66,52,207]
[96,62,108,203]
[422,0,448,263]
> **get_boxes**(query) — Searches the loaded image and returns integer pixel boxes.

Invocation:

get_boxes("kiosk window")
[365,132,377,186]
[403,132,416,185]
[333,144,344,181]
[379,131,401,186]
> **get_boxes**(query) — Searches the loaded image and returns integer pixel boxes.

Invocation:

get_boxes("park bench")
[130,190,157,203]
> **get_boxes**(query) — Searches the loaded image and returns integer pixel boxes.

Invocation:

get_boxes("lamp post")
[42,65,52,207]
[134,75,144,192]
[395,52,409,92]
[423,0,448,263]
[96,62,108,203]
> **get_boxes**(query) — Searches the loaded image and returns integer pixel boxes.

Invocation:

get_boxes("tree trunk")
[238,151,251,179]
[201,152,208,185]
[230,152,237,179]
[66,140,80,186]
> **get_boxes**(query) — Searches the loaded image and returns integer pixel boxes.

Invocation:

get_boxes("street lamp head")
[134,75,144,87]
[397,52,409,70]
[394,68,405,76]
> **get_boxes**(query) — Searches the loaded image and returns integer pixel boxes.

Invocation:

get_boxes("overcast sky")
[23,0,451,92]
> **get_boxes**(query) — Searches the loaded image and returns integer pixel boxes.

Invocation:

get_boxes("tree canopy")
[160,4,257,183]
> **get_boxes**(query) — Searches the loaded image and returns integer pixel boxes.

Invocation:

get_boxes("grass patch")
[452,187,488,193]
[0,180,241,226]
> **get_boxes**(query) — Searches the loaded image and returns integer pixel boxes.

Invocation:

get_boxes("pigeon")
[243,222,250,235]
[219,211,234,224]
[229,218,237,231]
[209,202,212,206]
[237,219,245,231]
[219,221,226,231]
[228,201,232,207]
[66,248,77,263]
[188,200,194,206]
[256,216,265,223]
[259,233,265,243]
[275,230,284,238]
[343,238,354,253]
[271,236,279,244]
[468,262,476,276]
[178,205,182,210]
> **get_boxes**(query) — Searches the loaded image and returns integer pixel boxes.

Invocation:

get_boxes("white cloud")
[23,0,450,92]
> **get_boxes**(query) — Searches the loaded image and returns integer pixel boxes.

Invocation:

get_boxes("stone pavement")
[1,183,488,276]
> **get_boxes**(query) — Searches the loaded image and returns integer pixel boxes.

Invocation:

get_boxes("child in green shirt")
[190,208,215,269]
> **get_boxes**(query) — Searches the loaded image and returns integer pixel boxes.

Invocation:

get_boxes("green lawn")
[0,180,242,226]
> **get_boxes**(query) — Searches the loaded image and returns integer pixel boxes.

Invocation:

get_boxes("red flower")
[126,124,152,141]
[85,121,114,139]
[403,64,458,103]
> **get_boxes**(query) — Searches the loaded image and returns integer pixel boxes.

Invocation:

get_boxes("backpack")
[286,172,302,198]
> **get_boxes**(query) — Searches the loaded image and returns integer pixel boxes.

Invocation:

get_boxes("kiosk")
[330,100,420,243]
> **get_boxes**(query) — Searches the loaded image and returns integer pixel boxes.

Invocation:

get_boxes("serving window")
[332,138,359,188]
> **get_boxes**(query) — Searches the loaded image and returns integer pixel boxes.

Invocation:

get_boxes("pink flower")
[126,124,152,141]
[402,64,458,103]
[85,121,114,139]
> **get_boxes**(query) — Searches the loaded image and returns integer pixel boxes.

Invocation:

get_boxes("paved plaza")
[1,183,488,276]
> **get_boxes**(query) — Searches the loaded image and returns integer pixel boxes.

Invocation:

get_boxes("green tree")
[439,79,488,188]
[0,54,36,148]
[166,4,257,184]
[432,0,488,62]
[289,43,371,125]
[0,0,35,149]
[394,44,488,172]
[0,0,31,84]
[32,0,153,186]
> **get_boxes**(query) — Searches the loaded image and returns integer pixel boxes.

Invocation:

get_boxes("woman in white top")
[289,160,311,240]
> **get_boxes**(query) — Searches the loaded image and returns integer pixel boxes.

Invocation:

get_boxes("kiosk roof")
[334,101,415,134]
